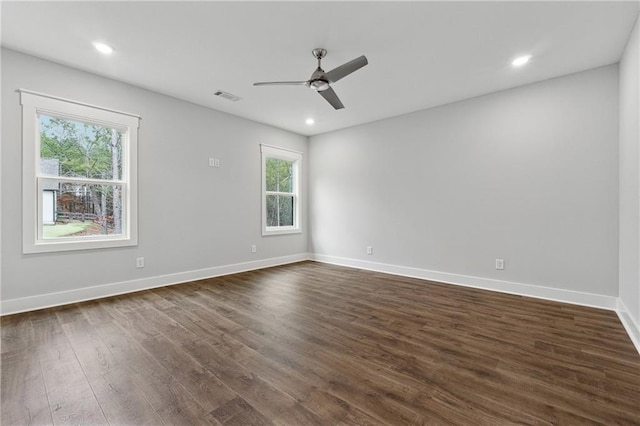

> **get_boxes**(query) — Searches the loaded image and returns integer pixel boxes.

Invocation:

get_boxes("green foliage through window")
[265,158,293,192]
[40,115,122,180]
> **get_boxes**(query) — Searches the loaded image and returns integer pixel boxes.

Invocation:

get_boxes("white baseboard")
[0,253,312,316]
[3,250,638,357]
[313,255,640,354]
[4,251,637,357]
[617,299,640,356]
[312,254,618,311]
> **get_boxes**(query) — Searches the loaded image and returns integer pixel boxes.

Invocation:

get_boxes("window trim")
[20,89,140,253]
[260,144,302,236]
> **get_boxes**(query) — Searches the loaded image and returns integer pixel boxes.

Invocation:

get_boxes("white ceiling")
[2,1,638,136]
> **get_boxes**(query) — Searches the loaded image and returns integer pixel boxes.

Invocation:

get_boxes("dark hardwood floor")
[2,261,639,425]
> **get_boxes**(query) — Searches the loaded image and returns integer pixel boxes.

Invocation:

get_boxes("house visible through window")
[261,145,302,235]
[20,90,140,253]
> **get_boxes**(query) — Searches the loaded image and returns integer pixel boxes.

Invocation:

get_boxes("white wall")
[1,48,308,310]
[310,65,619,299]
[619,13,640,344]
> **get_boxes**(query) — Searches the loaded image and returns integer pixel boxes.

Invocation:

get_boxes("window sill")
[262,227,302,237]
[24,236,137,254]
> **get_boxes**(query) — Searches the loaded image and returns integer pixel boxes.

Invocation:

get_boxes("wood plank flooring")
[2,261,639,425]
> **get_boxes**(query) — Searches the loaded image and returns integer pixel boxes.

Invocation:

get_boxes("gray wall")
[309,65,619,296]
[1,48,308,302]
[619,14,640,326]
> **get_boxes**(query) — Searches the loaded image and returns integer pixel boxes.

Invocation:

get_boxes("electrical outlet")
[366,246,373,255]
[251,245,257,253]
[136,257,144,268]
[208,158,215,167]
[496,258,504,270]
[214,158,220,168]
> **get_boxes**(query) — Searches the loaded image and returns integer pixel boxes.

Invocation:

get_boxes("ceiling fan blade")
[253,81,309,86]
[318,86,344,110]
[325,55,368,83]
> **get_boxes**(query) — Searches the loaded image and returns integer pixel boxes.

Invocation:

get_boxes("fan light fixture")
[512,55,531,67]
[310,80,330,92]
[93,42,114,55]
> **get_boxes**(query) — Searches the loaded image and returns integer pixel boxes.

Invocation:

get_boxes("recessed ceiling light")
[305,118,315,125]
[512,55,531,67]
[93,42,114,55]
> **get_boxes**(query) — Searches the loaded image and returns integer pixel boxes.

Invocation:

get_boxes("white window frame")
[261,144,302,236]
[20,90,140,253]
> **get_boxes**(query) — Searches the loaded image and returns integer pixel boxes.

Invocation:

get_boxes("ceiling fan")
[253,48,368,110]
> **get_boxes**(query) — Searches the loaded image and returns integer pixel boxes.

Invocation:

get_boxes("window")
[20,90,140,253]
[261,145,302,235]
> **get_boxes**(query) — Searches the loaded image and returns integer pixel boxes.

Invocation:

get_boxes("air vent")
[214,90,241,102]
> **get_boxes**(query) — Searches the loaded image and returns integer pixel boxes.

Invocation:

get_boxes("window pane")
[42,180,124,239]
[266,194,278,226]
[266,194,294,227]
[39,115,123,180]
[265,158,293,192]
[278,195,294,226]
